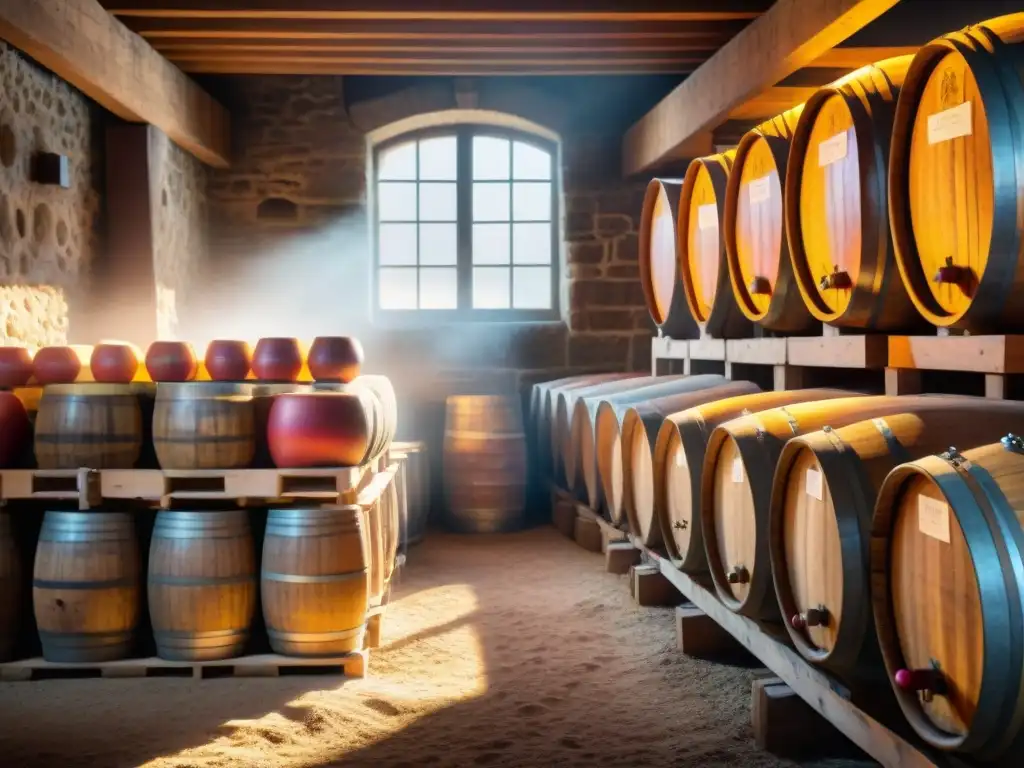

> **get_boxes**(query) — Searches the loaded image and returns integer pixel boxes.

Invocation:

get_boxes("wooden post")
[606,541,641,574]
[573,515,603,553]
[632,563,678,607]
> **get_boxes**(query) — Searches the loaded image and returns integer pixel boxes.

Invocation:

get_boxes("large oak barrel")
[872,435,1024,758]
[786,56,924,331]
[575,374,728,507]
[653,389,850,571]
[0,513,20,661]
[615,381,760,541]
[889,14,1024,332]
[678,151,752,338]
[33,511,140,662]
[639,179,698,339]
[34,383,146,469]
[148,510,257,661]
[771,398,1024,684]
[153,382,256,470]
[391,440,429,546]
[724,107,816,332]
[443,395,527,533]
[262,505,369,656]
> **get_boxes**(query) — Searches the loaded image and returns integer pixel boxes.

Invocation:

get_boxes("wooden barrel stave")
[639,179,699,339]
[153,382,256,470]
[392,441,430,546]
[0,512,20,661]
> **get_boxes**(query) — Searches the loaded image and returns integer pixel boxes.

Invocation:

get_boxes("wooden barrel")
[148,509,257,661]
[771,398,1024,683]
[653,389,850,571]
[889,14,1024,332]
[786,56,924,331]
[391,440,429,546]
[872,435,1024,758]
[443,395,527,533]
[700,394,957,620]
[262,505,369,656]
[34,383,145,469]
[724,107,816,332]
[615,381,760,540]
[0,512,20,661]
[153,382,256,470]
[678,151,752,338]
[639,178,698,339]
[575,374,728,508]
[33,511,140,662]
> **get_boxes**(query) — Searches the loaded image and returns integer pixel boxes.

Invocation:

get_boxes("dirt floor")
[0,527,874,768]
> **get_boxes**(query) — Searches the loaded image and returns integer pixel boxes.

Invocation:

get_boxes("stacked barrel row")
[641,13,1024,338]
[530,374,1024,761]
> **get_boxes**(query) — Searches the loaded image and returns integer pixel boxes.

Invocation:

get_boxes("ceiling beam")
[621,0,902,177]
[0,0,229,168]
[178,60,701,76]
[147,38,722,53]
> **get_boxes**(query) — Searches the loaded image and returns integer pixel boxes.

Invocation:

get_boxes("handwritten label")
[731,457,744,483]
[817,131,848,167]
[918,495,951,543]
[927,101,973,145]
[805,468,823,501]
[747,175,772,205]
[697,203,718,231]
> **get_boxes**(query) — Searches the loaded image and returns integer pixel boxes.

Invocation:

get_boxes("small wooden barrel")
[772,399,1024,684]
[33,511,140,662]
[148,510,257,661]
[889,15,1024,332]
[391,441,430,546]
[872,436,1024,759]
[262,505,369,656]
[678,151,751,338]
[0,513,21,661]
[153,382,256,470]
[34,384,145,469]
[443,395,527,533]
[724,107,816,332]
[639,178,698,339]
[786,56,923,331]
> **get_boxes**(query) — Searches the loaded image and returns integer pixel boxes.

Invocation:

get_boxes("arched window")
[373,126,558,320]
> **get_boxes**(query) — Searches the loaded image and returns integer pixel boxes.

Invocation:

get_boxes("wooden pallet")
[0,650,368,681]
[886,334,1024,399]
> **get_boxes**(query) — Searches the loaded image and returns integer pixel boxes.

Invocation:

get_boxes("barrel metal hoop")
[778,407,799,435]
[872,418,913,465]
[261,570,366,585]
[149,574,256,587]
[33,577,137,590]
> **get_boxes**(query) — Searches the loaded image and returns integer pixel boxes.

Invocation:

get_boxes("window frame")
[372,124,560,323]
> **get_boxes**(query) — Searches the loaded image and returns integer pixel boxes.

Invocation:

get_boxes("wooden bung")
[639,178,698,339]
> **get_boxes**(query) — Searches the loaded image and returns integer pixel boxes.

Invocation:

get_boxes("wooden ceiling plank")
[179,61,699,76]
[148,38,722,53]
[621,0,902,177]
[809,45,918,67]
[0,0,229,167]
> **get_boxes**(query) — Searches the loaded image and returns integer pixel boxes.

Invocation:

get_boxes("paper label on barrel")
[731,457,744,483]
[927,101,973,145]
[697,203,718,231]
[918,496,951,543]
[747,176,772,204]
[817,131,848,167]
[805,468,823,501]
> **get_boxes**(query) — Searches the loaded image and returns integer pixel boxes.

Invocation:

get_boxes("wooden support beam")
[0,0,230,168]
[622,0,901,176]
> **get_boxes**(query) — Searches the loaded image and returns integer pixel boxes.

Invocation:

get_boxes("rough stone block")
[568,334,630,368]
[596,214,632,237]
[568,240,606,265]
[675,604,744,657]
[633,563,678,607]
[613,232,639,262]
[573,515,603,553]
[570,279,647,311]
[606,541,641,574]
[552,497,577,538]
[751,678,843,758]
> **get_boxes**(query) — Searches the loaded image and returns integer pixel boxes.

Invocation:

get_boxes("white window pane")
[473,267,511,309]
[473,136,510,180]
[419,223,457,265]
[513,141,551,180]
[513,182,551,221]
[419,136,457,181]
[378,182,417,221]
[378,142,417,181]
[513,266,552,309]
[472,223,510,265]
[379,223,417,266]
[419,182,457,222]
[512,222,552,264]
[473,182,510,222]
[419,267,457,309]
[379,267,418,309]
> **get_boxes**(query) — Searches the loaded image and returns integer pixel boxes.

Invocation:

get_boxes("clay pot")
[204,340,252,381]
[252,337,304,382]
[267,392,371,467]
[0,392,30,467]
[91,343,140,384]
[33,346,82,385]
[0,347,34,388]
[308,336,364,383]
[145,341,198,382]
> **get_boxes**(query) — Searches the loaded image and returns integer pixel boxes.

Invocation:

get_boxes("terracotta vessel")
[204,340,252,381]
[0,392,30,467]
[267,392,370,467]
[0,347,34,388]
[33,346,82,385]
[91,343,140,384]
[145,341,198,382]
[308,336,364,383]
[252,337,304,382]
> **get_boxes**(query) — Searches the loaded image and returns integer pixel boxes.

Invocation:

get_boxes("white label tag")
[731,457,744,483]
[918,496,951,543]
[747,175,772,204]
[927,101,973,145]
[697,203,718,231]
[817,131,848,167]
[805,468,823,501]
